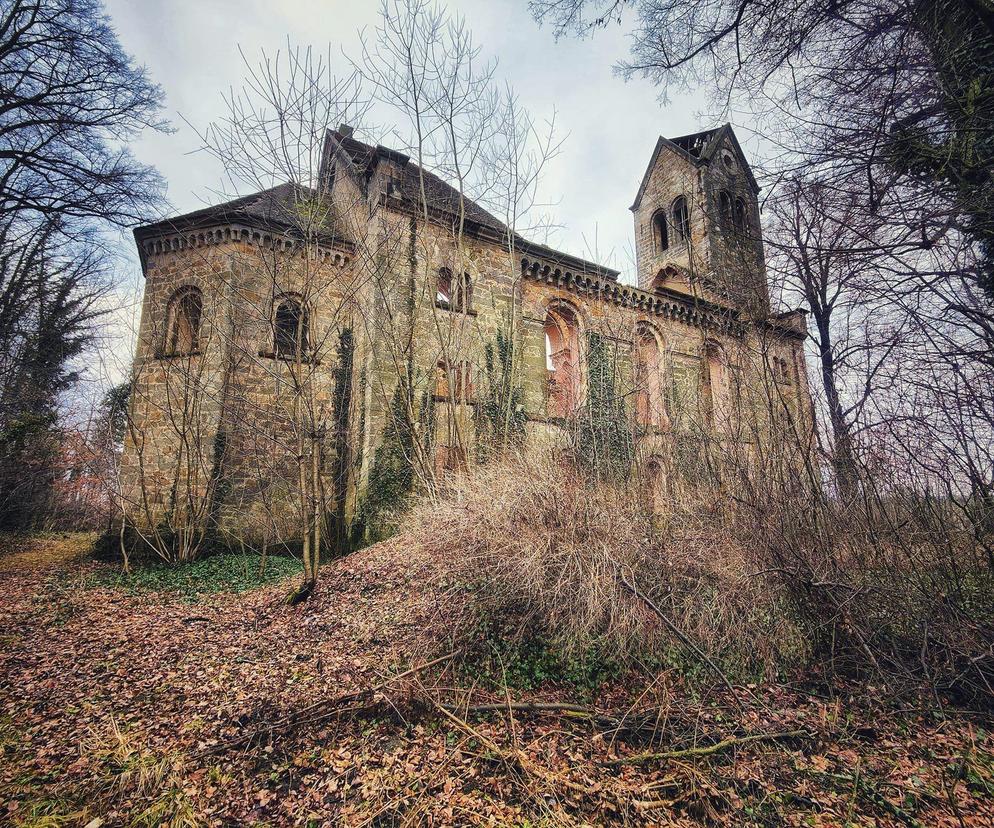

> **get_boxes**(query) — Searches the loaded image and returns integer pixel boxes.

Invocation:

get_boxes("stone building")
[122,123,814,549]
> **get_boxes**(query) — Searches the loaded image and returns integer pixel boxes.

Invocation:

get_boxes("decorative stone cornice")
[520,254,743,335]
[135,222,353,274]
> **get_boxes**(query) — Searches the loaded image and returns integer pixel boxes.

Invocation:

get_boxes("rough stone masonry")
[121,123,814,547]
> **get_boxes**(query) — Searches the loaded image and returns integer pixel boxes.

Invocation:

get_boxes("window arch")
[163,286,203,356]
[436,267,452,308]
[544,304,582,418]
[274,294,308,358]
[718,190,732,227]
[733,197,748,233]
[672,196,690,242]
[635,324,667,429]
[436,268,472,313]
[651,209,669,251]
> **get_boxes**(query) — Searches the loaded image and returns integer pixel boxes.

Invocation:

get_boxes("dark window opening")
[274,296,308,358]
[437,267,452,308]
[437,268,472,313]
[672,196,690,241]
[164,287,203,356]
[652,209,669,251]
[719,191,732,227]
[734,198,747,233]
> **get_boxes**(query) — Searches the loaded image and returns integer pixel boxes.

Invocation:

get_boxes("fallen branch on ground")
[194,649,459,759]
[602,729,813,767]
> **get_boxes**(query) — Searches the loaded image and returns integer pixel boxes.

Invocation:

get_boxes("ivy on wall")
[475,327,526,461]
[572,332,633,482]
[358,368,436,543]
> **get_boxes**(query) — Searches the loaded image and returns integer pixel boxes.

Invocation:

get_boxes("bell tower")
[630,124,769,315]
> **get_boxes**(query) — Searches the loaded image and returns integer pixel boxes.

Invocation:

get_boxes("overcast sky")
[103,0,722,267]
[93,0,719,389]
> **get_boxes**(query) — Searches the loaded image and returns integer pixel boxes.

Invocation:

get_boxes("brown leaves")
[2,535,993,826]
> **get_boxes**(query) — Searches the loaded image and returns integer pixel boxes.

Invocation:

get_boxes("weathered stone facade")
[121,124,814,547]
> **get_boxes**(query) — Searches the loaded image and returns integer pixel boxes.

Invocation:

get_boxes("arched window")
[733,197,747,233]
[652,209,669,251]
[672,196,690,242]
[718,191,732,227]
[436,267,452,308]
[544,304,581,418]
[274,295,308,358]
[777,356,793,385]
[635,325,666,428]
[163,286,203,356]
[436,268,472,313]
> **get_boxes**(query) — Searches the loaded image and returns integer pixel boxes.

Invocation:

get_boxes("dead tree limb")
[603,729,812,767]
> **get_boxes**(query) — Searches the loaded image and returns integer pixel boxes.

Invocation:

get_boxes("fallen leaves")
[1,532,992,826]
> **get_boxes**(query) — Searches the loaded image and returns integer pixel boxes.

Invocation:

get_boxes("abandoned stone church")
[121,123,814,546]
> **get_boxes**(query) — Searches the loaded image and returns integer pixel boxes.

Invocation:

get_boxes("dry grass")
[406,449,994,700]
[409,451,804,681]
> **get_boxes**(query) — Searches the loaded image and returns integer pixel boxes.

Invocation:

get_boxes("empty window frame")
[635,325,666,428]
[163,286,203,356]
[544,305,582,418]
[436,268,472,313]
[672,196,690,242]
[652,209,669,251]
[274,295,308,358]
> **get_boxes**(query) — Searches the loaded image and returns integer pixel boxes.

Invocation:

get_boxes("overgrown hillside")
[1,531,992,826]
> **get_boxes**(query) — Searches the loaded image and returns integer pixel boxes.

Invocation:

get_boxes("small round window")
[722,151,736,171]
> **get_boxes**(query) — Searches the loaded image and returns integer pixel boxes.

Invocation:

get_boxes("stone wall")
[121,136,815,547]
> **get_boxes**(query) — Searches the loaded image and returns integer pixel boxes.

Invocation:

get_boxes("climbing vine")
[571,332,633,482]
[475,326,526,461]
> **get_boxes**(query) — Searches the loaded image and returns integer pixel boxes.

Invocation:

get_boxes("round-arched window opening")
[718,191,732,227]
[672,196,690,242]
[544,304,582,419]
[722,150,736,171]
[733,198,748,233]
[635,325,666,429]
[274,296,309,358]
[163,286,203,356]
[651,209,669,251]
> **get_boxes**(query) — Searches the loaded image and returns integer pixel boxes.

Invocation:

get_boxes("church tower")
[630,124,769,316]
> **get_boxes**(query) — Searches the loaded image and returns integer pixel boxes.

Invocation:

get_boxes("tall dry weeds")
[408,448,994,702]
[410,451,803,681]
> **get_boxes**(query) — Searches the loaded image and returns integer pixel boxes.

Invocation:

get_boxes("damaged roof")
[630,123,759,211]
[133,128,619,281]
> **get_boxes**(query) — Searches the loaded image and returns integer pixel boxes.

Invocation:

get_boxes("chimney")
[337,123,354,139]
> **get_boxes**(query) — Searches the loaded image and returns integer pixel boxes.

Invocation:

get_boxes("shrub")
[409,448,994,703]
[410,451,803,684]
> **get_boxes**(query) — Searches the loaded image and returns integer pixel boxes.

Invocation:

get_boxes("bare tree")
[0,0,167,528]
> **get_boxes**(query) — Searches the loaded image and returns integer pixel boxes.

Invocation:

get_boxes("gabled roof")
[630,123,759,211]
[325,126,619,280]
[327,128,509,237]
[134,129,619,282]
[134,182,349,242]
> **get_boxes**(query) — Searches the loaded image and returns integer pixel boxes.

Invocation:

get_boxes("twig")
[448,701,595,717]
[193,649,459,759]
[615,564,750,712]
[602,729,812,767]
